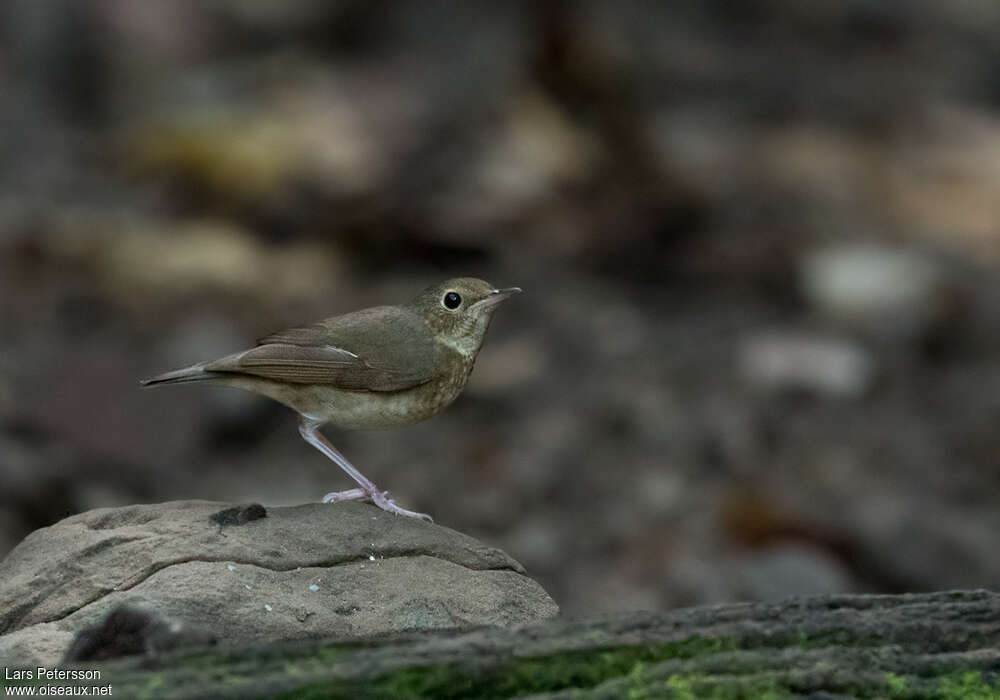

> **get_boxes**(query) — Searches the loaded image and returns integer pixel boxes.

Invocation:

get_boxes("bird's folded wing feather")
[256,323,332,346]
[210,307,437,392]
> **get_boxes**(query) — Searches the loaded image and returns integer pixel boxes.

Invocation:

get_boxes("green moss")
[938,671,1000,700]
[103,631,1000,699]
[831,670,1000,700]
[283,667,794,700]
[627,662,647,700]
[136,674,166,700]
[665,675,698,700]
[647,674,787,700]
[280,637,742,699]
[885,672,907,696]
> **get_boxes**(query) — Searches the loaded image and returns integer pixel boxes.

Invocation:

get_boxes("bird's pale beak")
[471,286,522,312]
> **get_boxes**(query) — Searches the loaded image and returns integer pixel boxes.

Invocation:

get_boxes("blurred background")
[2,0,1000,614]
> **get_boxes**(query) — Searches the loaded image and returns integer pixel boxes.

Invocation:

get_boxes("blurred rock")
[65,604,215,662]
[212,0,340,33]
[799,244,945,333]
[0,508,28,562]
[664,552,733,606]
[0,500,558,666]
[740,332,874,399]
[634,467,685,516]
[853,498,1000,591]
[732,544,856,603]
[887,108,1000,261]
[505,515,565,570]
[441,91,602,232]
[3,0,1000,621]
[759,126,875,207]
[102,221,341,302]
[0,375,12,421]
[126,78,387,201]
[590,300,646,358]
[43,217,343,307]
[650,109,747,198]
[480,91,601,201]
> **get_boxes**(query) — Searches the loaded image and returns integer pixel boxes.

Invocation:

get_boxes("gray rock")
[10,590,998,699]
[0,624,74,670]
[740,331,875,399]
[731,543,856,602]
[0,500,558,666]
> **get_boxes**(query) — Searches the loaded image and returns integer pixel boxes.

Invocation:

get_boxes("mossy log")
[8,590,1000,699]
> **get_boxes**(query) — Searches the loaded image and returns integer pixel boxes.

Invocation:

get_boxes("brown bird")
[141,278,521,521]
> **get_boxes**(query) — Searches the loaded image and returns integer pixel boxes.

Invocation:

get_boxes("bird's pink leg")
[298,417,433,522]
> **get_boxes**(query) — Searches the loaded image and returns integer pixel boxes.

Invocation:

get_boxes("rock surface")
[0,500,558,665]
[3,590,997,699]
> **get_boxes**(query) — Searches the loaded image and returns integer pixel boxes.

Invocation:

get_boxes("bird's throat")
[436,315,490,358]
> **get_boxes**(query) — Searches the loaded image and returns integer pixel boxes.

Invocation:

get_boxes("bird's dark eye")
[443,291,462,309]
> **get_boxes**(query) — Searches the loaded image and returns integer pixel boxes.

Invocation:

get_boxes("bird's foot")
[321,488,367,503]
[320,487,433,522]
[371,490,434,522]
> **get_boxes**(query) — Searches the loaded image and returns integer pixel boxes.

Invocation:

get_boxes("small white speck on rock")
[308,584,319,592]
[264,604,272,612]
[226,564,235,572]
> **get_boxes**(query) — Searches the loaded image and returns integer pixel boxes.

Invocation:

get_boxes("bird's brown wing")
[211,306,438,392]
[256,324,332,347]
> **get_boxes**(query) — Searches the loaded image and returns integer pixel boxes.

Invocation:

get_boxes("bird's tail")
[140,363,222,387]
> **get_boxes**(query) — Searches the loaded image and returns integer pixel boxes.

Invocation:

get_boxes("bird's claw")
[371,489,433,522]
[321,488,432,522]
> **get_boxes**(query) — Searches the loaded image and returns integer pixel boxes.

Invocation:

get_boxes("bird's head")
[409,277,521,356]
